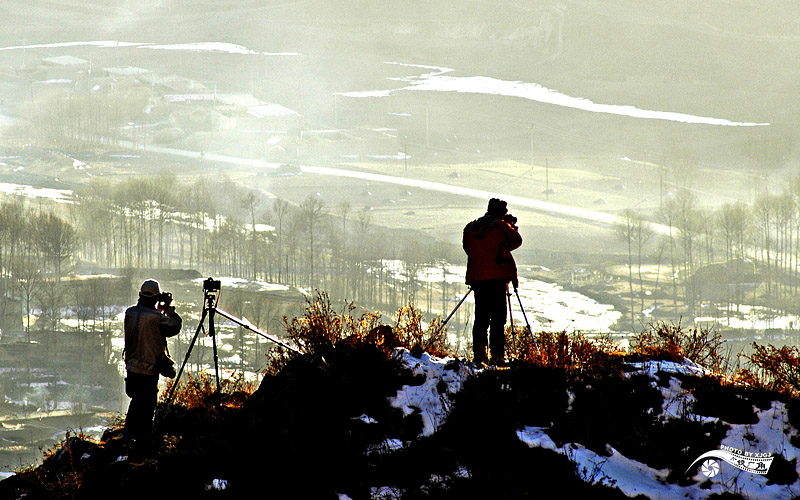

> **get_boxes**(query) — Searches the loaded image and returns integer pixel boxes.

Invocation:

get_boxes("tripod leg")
[440,288,472,332]
[514,288,540,354]
[164,305,208,407]
[208,306,221,396]
[507,290,513,330]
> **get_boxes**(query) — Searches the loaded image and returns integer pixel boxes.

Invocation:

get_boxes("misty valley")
[0,1,798,495]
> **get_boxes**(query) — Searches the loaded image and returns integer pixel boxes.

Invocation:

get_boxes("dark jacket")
[463,213,522,286]
[124,302,182,376]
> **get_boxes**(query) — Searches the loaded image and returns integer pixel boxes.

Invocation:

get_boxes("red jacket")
[463,213,522,286]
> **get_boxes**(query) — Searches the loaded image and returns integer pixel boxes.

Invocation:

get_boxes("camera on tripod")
[203,277,222,292]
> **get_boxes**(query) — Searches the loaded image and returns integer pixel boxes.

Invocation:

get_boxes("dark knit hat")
[487,198,508,216]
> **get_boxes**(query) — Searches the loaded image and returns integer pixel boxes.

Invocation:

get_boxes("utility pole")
[334,94,338,126]
[545,158,550,201]
[642,150,647,201]
[19,39,27,67]
[425,107,430,147]
[404,136,408,172]
[530,124,534,167]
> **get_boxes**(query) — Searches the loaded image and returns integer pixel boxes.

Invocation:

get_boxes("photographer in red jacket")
[463,198,522,365]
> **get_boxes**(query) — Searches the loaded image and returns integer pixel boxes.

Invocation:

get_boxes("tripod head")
[203,277,221,305]
[203,277,221,293]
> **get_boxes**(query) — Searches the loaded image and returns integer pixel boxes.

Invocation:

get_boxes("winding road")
[142,142,671,235]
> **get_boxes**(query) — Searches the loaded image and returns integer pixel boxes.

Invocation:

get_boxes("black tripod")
[163,277,299,407]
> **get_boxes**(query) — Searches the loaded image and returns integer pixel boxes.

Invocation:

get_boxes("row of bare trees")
[0,200,81,339]
[616,177,800,327]
[67,176,461,316]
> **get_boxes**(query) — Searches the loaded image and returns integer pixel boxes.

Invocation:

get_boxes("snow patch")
[205,479,229,491]
[341,63,767,127]
[390,350,474,437]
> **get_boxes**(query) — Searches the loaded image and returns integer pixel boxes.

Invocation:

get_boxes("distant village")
[2,51,305,164]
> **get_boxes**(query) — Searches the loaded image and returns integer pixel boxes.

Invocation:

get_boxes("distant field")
[0,0,797,265]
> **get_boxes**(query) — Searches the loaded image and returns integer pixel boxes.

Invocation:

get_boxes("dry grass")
[506,326,623,372]
[736,343,800,396]
[160,371,256,410]
[631,320,724,371]
[267,291,454,375]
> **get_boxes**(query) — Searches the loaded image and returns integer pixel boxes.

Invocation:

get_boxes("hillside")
[3,299,800,499]
[1,0,797,167]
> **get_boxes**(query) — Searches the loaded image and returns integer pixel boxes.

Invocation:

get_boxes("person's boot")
[473,349,488,367]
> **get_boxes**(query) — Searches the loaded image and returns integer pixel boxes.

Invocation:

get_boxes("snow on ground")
[0,40,299,56]
[628,359,708,379]
[342,62,767,127]
[190,276,288,293]
[381,261,620,332]
[696,304,800,331]
[389,350,474,437]
[512,277,621,333]
[0,182,72,203]
[518,360,800,500]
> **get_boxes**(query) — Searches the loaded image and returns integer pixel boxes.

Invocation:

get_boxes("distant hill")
[1,0,797,168]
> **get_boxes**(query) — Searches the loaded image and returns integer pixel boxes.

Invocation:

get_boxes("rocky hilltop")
[2,298,800,499]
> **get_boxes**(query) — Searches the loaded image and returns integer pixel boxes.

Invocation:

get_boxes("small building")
[39,55,89,80]
[0,296,23,339]
[694,259,761,303]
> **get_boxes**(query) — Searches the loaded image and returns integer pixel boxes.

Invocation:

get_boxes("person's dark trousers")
[471,280,508,364]
[124,371,159,451]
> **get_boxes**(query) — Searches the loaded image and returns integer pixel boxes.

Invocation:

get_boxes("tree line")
[0,175,462,340]
[616,177,800,327]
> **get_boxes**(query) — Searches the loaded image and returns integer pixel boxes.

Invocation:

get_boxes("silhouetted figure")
[123,279,182,456]
[463,198,522,365]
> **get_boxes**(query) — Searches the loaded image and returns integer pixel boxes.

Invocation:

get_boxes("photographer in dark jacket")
[123,279,182,455]
[463,198,522,365]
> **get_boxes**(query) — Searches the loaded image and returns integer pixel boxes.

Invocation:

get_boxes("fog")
[0,0,798,472]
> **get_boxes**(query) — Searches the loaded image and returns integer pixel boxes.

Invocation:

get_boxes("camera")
[503,213,518,225]
[203,277,222,292]
[156,291,173,305]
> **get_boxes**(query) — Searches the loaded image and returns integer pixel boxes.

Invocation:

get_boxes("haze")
[0,0,797,473]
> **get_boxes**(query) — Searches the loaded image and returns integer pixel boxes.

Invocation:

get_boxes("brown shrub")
[506,326,621,372]
[160,371,256,410]
[738,343,800,396]
[631,321,723,371]
[394,301,451,357]
[274,291,454,365]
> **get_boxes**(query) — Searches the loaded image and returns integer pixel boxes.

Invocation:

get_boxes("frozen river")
[401,262,621,334]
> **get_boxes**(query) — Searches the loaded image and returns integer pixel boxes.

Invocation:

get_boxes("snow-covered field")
[385,261,621,333]
[341,62,767,127]
[696,304,800,332]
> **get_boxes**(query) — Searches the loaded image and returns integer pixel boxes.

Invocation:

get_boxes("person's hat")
[487,198,508,216]
[139,279,162,298]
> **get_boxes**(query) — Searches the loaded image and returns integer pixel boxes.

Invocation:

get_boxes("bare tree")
[299,195,326,286]
[674,190,701,315]
[13,256,42,343]
[614,209,638,329]
[34,212,77,280]
[242,192,260,280]
[633,214,654,314]
[272,199,291,283]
